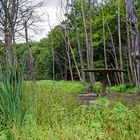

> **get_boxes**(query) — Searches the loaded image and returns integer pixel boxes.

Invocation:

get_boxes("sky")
[30,0,66,41]
[30,0,100,41]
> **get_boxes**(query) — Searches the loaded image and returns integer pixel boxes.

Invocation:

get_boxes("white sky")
[30,0,66,41]
[29,0,100,41]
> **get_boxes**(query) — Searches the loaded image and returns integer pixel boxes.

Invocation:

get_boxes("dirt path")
[74,93,140,107]
[107,93,140,107]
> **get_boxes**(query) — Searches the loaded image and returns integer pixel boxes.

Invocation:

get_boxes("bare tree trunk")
[65,34,74,81]
[101,0,111,86]
[47,15,55,81]
[125,3,136,83]
[80,0,92,82]
[125,0,140,94]
[71,0,86,87]
[118,0,124,84]
[65,29,74,81]
[65,1,74,81]
[68,37,83,82]
[106,22,121,84]
[63,16,82,82]
[80,0,89,67]
[88,0,94,93]
[2,0,14,67]
[25,21,35,83]
[58,26,74,81]
[76,27,86,86]
[55,55,64,79]
[52,48,55,81]
[64,13,83,82]
[64,55,68,80]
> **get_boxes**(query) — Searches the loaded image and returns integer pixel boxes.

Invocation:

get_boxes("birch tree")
[88,0,94,93]
[118,0,124,83]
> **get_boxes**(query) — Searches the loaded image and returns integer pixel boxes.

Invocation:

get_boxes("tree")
[88,0,94,93]
[0,0,45,82]
[118,0,124,83]
[125,0,140,93]
[71,0,86,87]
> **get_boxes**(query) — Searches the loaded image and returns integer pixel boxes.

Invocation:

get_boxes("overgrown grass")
[111,83,138,94]
[35,80,86,94]
[34,80,138,94]
[0,80,140,139]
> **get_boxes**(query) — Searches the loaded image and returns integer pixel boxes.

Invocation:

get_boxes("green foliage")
[111,84,138,94]
[35,80,86,94]
[5,0,127,82]
[0,81,140,139]
[94,82,102,93]
[0,0,140,83]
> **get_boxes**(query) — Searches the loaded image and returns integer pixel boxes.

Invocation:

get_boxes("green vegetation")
[0,80,140,139]
[111,84,138,94]
[0,58,26,139]
[0,0,140,139]
[0,0,138,83]
[35,80,86,94]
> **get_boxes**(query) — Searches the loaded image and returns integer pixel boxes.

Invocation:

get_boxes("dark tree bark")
[125,0,140,94]
[125,3,136,83]
[25,21,35,83]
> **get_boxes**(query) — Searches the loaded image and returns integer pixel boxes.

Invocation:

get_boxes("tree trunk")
[88,0,94,93]
[102,0,111,86]
[81,0,95,92]
[65,29,82,82]
[4,14,13,67]
[80,0,90,69]
[25,21,35,83]
[106,22,121,84]
[71,0,86,87]
[125,3,136,83]
[76,26,86,87]
[125,0,140,94]
[65,2,74,81]
[52,47,55,81]
[118,0,124,84]
[47,15,55,81]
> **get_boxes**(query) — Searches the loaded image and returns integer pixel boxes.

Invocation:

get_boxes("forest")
[0,0,140,139]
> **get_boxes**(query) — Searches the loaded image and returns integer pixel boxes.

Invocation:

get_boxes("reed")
[0,54,25,127]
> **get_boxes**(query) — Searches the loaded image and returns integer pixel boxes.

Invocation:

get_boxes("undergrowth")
[111,83,138,94]
[0,80,139,139]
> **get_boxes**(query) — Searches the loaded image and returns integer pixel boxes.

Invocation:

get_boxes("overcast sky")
[29,0,101,41]
[30,0,66,41]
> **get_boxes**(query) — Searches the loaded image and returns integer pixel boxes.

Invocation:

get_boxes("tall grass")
[0,80,140,139]
[0,56,25,129]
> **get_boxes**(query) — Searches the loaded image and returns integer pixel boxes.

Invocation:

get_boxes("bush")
[111,83,138,94]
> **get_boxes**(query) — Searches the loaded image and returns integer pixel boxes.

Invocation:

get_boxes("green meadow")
[0,80,140,140]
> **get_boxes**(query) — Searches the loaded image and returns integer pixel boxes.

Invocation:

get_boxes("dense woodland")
[1,0,140,86]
